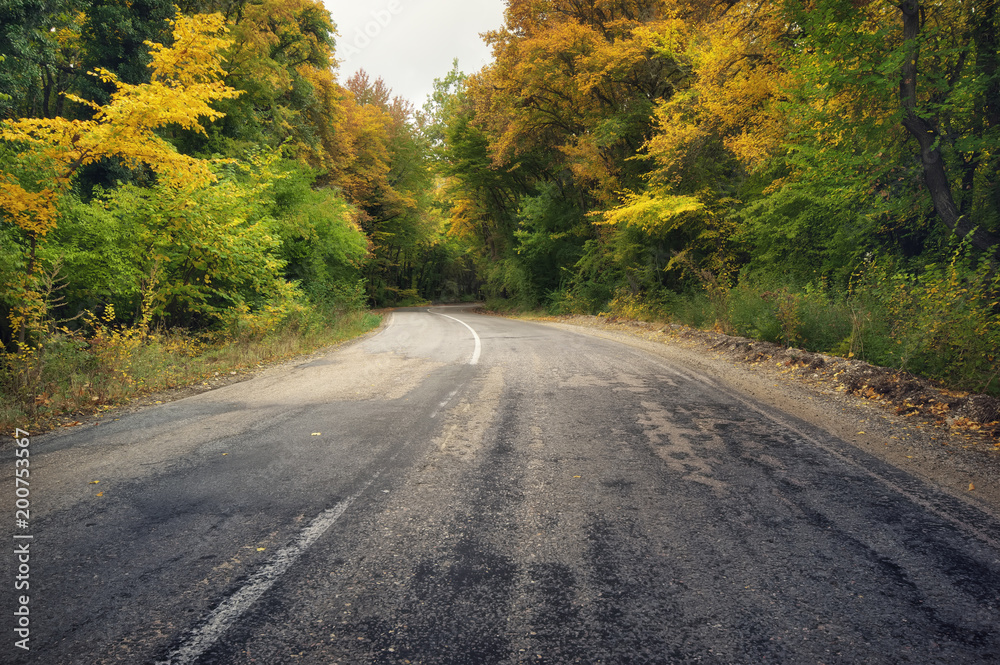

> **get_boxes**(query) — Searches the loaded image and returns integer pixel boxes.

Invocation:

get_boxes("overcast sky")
[322,0,507,107]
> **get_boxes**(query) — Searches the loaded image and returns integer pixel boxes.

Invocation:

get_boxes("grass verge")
[1,309,382,434]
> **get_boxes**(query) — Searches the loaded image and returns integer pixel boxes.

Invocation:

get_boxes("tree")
[0,0,90,120]
[1,12,240,234]
[1,12,241,339]
[897,0,1000,259]
[79,0,177,103]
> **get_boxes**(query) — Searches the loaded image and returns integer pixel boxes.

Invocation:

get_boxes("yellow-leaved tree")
[0,12,241,340]
[0,12,239,240]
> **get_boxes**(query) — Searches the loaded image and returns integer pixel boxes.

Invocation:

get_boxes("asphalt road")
[4,306,999,664]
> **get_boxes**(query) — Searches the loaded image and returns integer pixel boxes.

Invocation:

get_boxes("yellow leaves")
[641,0,794,175]
[597,190,704,234]
[475,2,692,186]
[632,18,689,60]
[0,12,241,237]
[0,178,60,236]
[446,195,488,242]
[147,13,232,86]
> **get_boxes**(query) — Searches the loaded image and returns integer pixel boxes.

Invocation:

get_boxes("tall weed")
[602,288,666,321]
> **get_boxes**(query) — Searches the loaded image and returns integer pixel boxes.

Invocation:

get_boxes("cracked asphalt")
[4,305,999,664]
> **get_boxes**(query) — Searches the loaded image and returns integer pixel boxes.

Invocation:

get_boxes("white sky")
[322,0,507,107]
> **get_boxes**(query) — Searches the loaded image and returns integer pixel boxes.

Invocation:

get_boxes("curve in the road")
[432,309,482,365]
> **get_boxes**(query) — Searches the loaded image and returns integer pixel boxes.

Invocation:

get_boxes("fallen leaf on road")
[89,480,100,484]
[312,433,322,436]
[95,492,103,497]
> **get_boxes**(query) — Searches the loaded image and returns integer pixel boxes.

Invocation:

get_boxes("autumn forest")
[2,0,999,426]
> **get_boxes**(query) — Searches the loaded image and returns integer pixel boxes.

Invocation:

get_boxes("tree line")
[2,0,999,414]
[0,0,479,423]
[1,0,479,346]
[433,0,999,394]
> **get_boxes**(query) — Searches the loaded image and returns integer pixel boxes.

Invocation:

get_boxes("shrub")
[602,288,666,321]
[858,241,1000,394]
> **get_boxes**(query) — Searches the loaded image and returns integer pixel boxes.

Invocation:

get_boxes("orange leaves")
[333,90,394,207]
[473,2,690,202]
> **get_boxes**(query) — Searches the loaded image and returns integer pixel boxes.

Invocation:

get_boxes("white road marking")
[430,388,460,419]
[434,312,482,365]
[156,478,376,665]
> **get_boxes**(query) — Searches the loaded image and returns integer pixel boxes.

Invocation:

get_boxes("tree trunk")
[17,234,37,346]
[898,0,1000,260]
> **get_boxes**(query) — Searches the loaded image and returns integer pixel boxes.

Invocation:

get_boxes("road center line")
[434,312,482,365]
[156,477,377,665]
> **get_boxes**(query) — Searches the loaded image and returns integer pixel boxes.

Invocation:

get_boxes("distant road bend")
[6,305,1000,664]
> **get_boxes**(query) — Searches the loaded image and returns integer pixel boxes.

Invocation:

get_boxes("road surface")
[4,306,999,664]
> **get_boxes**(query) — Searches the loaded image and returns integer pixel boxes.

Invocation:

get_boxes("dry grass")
[1,310,381,434]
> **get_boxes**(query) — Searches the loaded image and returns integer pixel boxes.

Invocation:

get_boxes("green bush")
[856,242,1000,394]
[664,290,716,330]
[793,285,854,353]
[727,284,783,343]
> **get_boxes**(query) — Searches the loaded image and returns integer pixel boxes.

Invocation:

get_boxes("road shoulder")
[8,313,394,443]
[526,314,1000,516]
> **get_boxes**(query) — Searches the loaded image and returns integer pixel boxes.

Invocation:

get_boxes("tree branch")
[898,0,1000,260]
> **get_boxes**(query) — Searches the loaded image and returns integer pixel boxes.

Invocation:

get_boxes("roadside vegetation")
[589,242,1000,397]
[0,2,473,431]
[436,0,1000,398]
[0,307,380,431]
[3,0,999,433]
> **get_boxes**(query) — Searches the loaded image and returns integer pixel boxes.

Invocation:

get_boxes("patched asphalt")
[4,306,998,664]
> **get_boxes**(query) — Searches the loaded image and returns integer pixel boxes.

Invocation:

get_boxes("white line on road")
[430,388,460,419]
[155,477,377,665]
[433,312,482,365]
